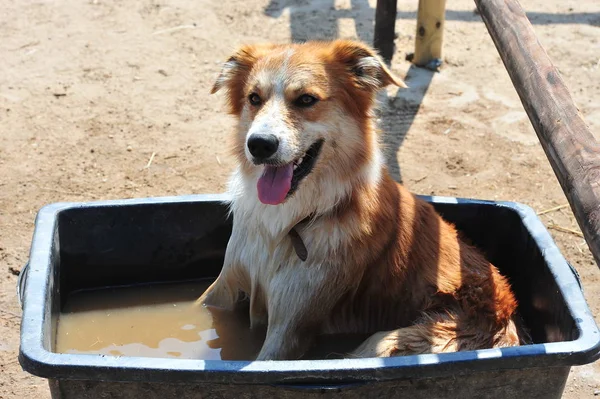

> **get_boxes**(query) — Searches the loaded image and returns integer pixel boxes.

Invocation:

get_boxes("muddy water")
[55,280,366,360]
[55,280,264,360]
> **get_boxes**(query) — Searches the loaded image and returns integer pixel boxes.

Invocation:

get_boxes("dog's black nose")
[247,134,279,160]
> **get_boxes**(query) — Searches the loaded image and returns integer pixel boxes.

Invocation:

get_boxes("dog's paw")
[349,330,402,358]
[195,278,239,311]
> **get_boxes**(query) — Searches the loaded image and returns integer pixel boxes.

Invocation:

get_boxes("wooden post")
[373,0,397,64]
[413,0,447,69]
[475,0,600,266]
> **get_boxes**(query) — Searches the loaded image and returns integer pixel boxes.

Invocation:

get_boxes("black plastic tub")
[18,194,600,399]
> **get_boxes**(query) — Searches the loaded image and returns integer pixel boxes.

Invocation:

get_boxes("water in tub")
[56,280,365,360]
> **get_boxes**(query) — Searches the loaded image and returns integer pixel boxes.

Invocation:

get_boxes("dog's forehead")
[249,48,328,95]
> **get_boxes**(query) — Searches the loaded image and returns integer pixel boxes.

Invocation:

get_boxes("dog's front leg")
[197,240,246,311]
[256,266,341,360]
[197,273,240,311]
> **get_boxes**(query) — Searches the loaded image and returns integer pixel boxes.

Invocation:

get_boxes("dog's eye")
[295,94,318,108]
[248,93,262,106]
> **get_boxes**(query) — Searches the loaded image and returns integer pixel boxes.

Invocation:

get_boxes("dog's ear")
[211,46,254,95]
[210,46,255,94]
[211,44,277,94]
[211,44,277,114]
[331,40,407,90]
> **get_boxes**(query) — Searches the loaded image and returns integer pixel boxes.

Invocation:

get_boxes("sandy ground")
[1,0,599,397]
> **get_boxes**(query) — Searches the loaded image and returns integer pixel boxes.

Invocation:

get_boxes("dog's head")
[212,40,405,206]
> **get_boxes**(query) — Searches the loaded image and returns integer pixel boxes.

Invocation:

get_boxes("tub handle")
[16,261,29,310]
[273,381,367,392]
[567,261,583,292]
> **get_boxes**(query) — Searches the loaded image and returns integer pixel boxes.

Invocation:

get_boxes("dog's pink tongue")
[257,164,293,205]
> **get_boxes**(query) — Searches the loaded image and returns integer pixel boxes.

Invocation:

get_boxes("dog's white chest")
[226,221,295,290]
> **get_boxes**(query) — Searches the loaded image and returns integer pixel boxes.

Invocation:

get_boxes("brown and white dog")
[199,39,521,360]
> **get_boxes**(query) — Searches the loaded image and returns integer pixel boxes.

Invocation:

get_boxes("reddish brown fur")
[315,172,520,351]
[203,40,521,360]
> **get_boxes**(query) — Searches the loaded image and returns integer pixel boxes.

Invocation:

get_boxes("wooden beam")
[374,0,397,64]
[475,0,600,266]
[413,0,447,68]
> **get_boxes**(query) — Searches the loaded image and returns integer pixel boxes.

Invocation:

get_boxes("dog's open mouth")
[257,139,324,205]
